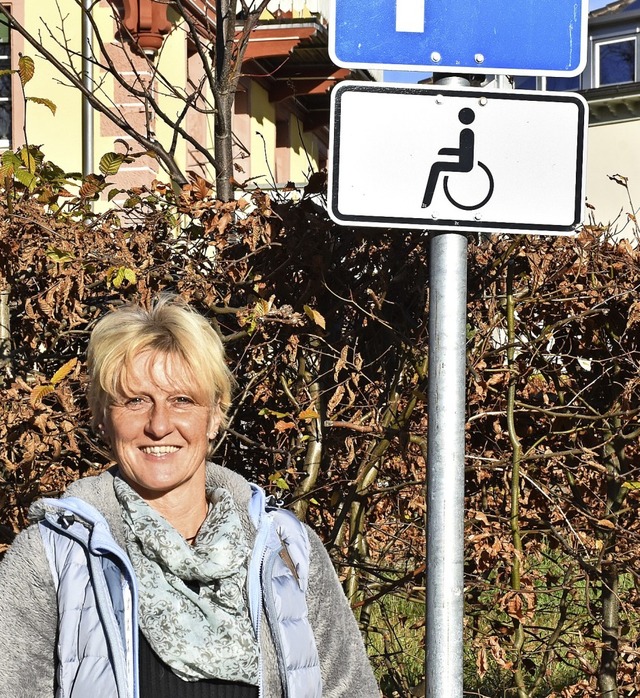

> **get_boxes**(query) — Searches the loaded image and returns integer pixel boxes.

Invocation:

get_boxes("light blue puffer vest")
[35,486,322,698]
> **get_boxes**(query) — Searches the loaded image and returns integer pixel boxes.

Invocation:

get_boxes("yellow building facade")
[1,0,351,196]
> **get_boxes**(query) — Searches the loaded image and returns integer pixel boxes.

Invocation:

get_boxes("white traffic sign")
[330,0,588,76]
[328,82,587,235]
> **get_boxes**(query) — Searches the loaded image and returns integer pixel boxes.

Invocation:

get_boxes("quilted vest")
[36,487,322,698]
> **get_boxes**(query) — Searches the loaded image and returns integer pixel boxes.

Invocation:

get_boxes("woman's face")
[104,350,219,501]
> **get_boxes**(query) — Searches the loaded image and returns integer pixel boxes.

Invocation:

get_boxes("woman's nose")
[145,401,172,436]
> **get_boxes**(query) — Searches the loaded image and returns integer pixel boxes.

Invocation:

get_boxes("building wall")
[289,114,321,183]
[249,81,278,189]
[245,80,322,190]
[95,1,191,190]
[266,0,329,21]
[586,118,640,233]
[21,0,83,170]
[153,19,189,182]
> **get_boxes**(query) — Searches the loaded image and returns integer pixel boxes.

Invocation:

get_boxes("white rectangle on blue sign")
[330,0,588,76]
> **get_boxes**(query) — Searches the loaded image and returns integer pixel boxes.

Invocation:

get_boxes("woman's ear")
[97,420,111,445]
[207,405,222,440]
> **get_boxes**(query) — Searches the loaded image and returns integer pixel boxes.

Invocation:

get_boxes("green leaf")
[107,266,137,289]
[303,304,326,329]
[46,246,75,264]
[258,408,289,418]
[18,54,34,86]
[26,96,56,115]
[0,163,14,179]
[2,150,21,167]
[122,195,141,208]
[14,168,36,190]
[20,146,39,174]
[107,188,121,201]
[99,152,125,176]
[268,471,290,491]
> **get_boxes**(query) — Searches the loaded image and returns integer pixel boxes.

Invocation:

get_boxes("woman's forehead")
[119,350,198,395]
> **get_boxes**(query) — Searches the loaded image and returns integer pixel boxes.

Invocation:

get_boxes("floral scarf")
[114,476,259,684]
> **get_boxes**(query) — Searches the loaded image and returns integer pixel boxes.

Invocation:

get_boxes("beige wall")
[586,118,640,235]
[14,1,188,189]
[265,0,330,21]
[22,0,83,170]
[289,114,320,184]
[246,80,321,190]
[250,81,278,189]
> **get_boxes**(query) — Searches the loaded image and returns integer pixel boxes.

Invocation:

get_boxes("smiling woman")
[0,295,380,698]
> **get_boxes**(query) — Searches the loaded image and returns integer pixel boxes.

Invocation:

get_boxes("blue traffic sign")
[330,0,588,76]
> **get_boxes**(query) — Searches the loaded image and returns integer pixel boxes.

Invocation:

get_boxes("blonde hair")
[87,295,234,430]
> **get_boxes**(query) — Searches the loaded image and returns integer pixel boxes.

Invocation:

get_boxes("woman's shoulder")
[63,467,117,506]
[62,467,124,534]
[0,520,53,598]
[205,463,253,506]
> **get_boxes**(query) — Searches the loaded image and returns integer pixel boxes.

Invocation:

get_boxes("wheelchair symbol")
[422,107,494,212]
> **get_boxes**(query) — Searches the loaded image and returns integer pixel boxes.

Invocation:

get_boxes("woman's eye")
[123,397,148,409]
[173,396,195,406]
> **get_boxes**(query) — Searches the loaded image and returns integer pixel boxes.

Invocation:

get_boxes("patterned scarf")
[114,476,259,684]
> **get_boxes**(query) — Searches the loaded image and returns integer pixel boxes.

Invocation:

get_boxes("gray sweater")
[0,465,380,697]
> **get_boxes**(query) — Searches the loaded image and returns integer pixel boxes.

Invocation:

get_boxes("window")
[0,14,10,148]
[513,75,581,92]
[546,75,581,91]
[596,37,636,87]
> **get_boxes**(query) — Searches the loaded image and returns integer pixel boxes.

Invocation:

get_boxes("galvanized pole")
[82,0,94,177]
[425,75,470,698]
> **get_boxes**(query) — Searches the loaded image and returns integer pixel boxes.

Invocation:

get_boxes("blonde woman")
[0,295,379,698]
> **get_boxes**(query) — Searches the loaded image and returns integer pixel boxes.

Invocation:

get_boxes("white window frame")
[594,35,637,88]
[0,11,10,149]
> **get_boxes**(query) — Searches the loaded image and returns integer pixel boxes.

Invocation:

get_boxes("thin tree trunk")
[597,426,626,698]
[214,89,235,201]
[0,285,10,385]
[599,561,619,698]
[506,261,529,698]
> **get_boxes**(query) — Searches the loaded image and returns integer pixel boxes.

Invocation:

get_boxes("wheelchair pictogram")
[422,107,494,212]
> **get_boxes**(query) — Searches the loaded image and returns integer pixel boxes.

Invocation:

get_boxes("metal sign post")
[426,227,467,697]
[422,74,468,698]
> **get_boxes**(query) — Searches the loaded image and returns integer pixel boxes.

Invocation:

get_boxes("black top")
[138,631,259,698]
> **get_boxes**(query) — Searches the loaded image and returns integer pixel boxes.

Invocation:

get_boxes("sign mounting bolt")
[479,97,488,106]
[474,53,485,64]
[431,51,442,63]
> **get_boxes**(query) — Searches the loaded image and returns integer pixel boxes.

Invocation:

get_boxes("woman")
[0,295,379,698]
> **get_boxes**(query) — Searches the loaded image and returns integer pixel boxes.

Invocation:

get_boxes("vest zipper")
[249,509,273,698]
